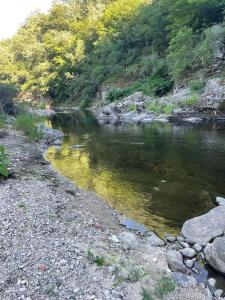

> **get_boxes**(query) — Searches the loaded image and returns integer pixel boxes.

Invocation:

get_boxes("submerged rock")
[204,236,225,273]
[181,206,225,244]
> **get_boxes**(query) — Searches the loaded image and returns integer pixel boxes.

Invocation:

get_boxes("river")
[46,110,225,236]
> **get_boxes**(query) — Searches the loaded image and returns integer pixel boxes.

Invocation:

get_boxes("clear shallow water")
[46,111,225,236]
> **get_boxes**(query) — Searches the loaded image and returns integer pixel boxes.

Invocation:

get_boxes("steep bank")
[91,78,225,125]
[0,128,211,299]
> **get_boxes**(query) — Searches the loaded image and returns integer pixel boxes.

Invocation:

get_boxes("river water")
[46,110,225,236]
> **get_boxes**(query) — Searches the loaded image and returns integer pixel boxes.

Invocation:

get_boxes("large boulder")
[204,236,225,273]
[181,206,225,244]
[199,78,225,110]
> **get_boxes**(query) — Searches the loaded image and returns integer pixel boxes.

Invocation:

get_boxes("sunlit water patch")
[46,111,225,236]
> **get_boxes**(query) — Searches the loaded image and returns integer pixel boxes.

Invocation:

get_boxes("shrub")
[0,145,9,178]
[106,88,128,102]
[188,80,206,93]
[0,83,18,115]
[14,112,42,141]
[146,101,174,115]
[167,27,195,82]
[0,113,6,128]
[185,94,199,107]
[195,24,225,67]
[155,275,176,297]
[128,103,136,112]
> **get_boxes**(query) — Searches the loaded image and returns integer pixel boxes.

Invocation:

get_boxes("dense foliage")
[0,0,225,106]
[0,145,9,178]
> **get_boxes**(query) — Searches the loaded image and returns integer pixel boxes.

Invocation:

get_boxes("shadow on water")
[46,110,225,236]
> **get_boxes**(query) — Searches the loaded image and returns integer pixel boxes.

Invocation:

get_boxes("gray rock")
[118,232,139,250]
[145,232,165,247]
[180,242,190,248]
[193,243,202,252]
[53,139,62,146]
[214,289,223,298]
[183,117,202,123]
[208,278,216,287]
[110,235,120,243]
[216,197,225,206]
[167,250,187,274]
[172,272,197,288]
[38,124,64,143]
[181,206,225,244]
[204,236,225,273]
[177,237,184,242]
[181,248,196,258]
[166,235,176,243]
[185,259,194,269]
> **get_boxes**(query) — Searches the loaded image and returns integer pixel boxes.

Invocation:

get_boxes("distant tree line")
[0,0,225,106]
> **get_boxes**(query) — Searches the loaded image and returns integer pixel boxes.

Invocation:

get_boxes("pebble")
[185,259,194,269]
[180,248,196,258]
[208,277,216,287]
[193,243,202,252]
[166,236,176,242]
[180,242,190,248]
[214,289,223,298]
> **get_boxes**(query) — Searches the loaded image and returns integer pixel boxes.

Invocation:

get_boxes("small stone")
[214,289,223,298]
[180,242,190,248]
[185,259,194,269]
[118,232,139,250]
[193,243,202,252]
[177,237,184,242]
[208,277,216,287]
[110,235,120,243]
[166,235,176,243]
[181,248,196,258]
[216,197,225,206]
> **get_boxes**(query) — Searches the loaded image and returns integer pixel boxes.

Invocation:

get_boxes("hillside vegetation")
[0,0,225,107]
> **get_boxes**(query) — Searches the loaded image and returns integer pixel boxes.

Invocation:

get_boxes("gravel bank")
[0,128,209,300]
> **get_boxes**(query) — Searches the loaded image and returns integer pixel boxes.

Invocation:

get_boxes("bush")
[185,94,199,107]
[0,113,6,128]
[14,112,42,141]
[188,80,206,93]
[167,27,195,82]
[0,83,18,115]
[0,145,9,178]
[155,275,176,297]
[147,101,174,115]
[195,24,225,67]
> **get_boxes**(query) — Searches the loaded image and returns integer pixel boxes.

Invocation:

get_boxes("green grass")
[141,287,154,300]
[184,94,199,107]
[87,249,106,267]
[0,145,9,178]
[128,103,136,112]
[0,113,6,128]
[14,112,42,142]
[188,79,206,93]
[147,101,175,115]
[155,275,176,298]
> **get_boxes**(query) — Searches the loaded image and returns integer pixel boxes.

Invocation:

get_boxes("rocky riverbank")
[0,126,224,299]
[91,78,225,126]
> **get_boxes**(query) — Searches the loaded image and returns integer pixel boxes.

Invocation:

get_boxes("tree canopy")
[0,0,225,105]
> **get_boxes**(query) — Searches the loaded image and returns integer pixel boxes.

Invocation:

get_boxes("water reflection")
[46,111,225,235]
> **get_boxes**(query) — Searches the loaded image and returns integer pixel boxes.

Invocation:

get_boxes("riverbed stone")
[180,242,190,248]
[167,250,187,274]
[214,289,223,298]
[172,272,197,288]
[118,232,139,250]
[207,278,216,287]
[204,236,225,273]
[185,259,194,269]
[145,232,165,247]
[181,206,225,244]
[166,235,176,243]
[193,243,202,252]
[180,248,196,258]
[216,197,225,206]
